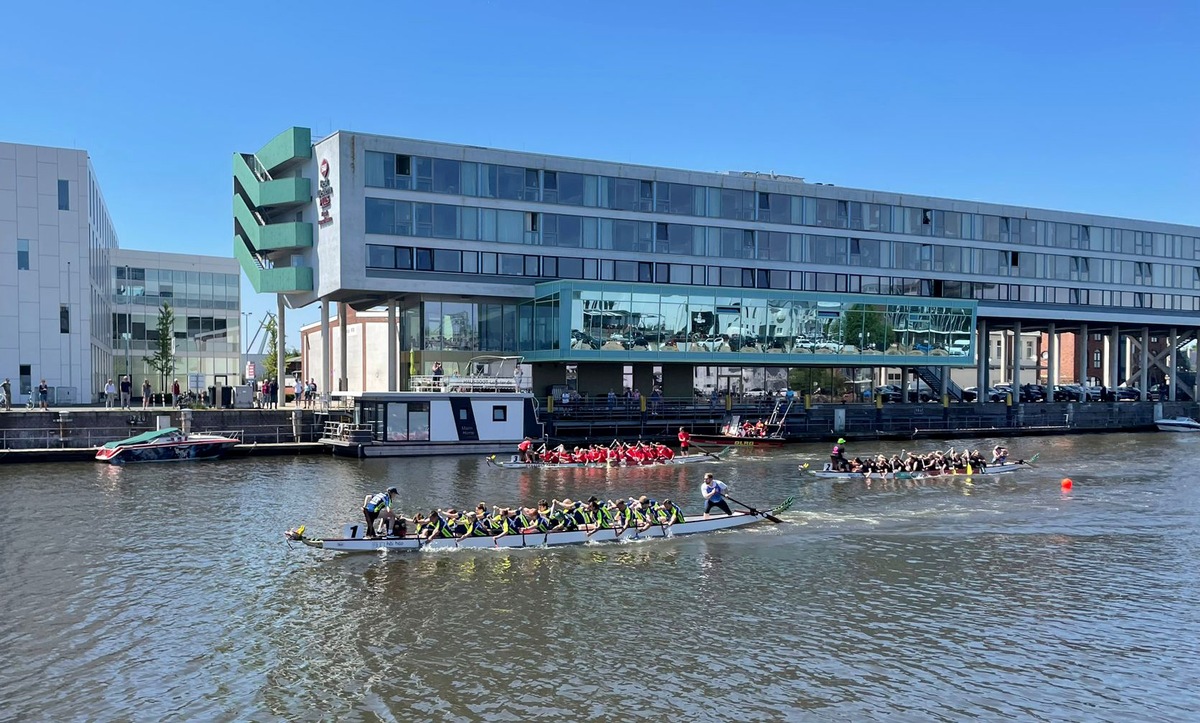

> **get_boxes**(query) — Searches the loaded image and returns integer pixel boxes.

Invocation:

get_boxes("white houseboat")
[320,356,543,457]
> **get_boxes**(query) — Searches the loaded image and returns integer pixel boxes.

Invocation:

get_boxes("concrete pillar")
[1110,325,1121,390]
[976,319,988,401]
[1047,323,1059,393]
[1168,328,1178,402]
[1139,327,1150,401]
[387,301,397,392]
[320,300,331,406]
[1011,322,1022,391]
[338,302,349,392]
[276,295,286,407]
[1077,323,1088,384]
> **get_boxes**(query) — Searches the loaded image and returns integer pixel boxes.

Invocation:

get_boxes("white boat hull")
[1155,417,1200,433]
[291,510,773,553]
[805,461,1029,479]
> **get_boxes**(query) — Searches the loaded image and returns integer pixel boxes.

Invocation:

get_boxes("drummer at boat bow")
[362,487,400,538]
[701,473,732,517]
[830,438,849,472]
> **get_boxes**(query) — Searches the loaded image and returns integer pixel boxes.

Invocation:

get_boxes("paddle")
[726,495,785,524]
[1019,452,1041,467]
[692,443,723,462]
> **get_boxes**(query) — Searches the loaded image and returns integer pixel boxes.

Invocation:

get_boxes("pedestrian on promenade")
[120,376,132,409]
[38,379,49,410]
[142,379,152,409]
[104,379,116,408]
[1,378,10,411]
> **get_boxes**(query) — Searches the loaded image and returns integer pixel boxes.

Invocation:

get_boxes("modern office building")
[1,141,242,405]
[0,141,117,404]
[234,127,1200,402]
[109,249,242,396]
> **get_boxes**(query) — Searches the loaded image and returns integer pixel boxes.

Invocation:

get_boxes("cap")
[386,487,399,495]
[837,438,846,444]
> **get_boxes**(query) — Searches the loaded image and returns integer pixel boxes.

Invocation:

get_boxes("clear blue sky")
[4,0,1197,347]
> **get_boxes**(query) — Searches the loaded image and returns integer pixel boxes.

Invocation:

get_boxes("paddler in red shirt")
[518,437,534,463]
[677,427,691,456]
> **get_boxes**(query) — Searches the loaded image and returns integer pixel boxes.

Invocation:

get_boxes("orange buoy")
[1061,478,1073,490]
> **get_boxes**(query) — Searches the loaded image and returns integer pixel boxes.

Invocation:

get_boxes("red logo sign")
[319,159,330,178]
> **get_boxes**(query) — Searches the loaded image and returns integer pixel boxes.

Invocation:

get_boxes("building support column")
[1011,321,1022,392]
[1168,328,1178,402]
[1139,327,1150,401]
[321,300,331,406]
[976,319,988,404]
[1110,325,1121,390]
[387,301,398,392]
[1047,323,1059,394]
[338,302,349,392]
[276,294,286,407]
[1077,323,1088,385]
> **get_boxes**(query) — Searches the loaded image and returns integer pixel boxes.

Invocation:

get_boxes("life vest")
[831,444,843,456]
[364,492,390,513]
[661,505,685,524]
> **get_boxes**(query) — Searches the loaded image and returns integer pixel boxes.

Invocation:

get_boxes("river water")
[2,433,1199,721]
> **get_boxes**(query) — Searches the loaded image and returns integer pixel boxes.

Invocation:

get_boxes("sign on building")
[188,373,205,391]
[246,362,256,380]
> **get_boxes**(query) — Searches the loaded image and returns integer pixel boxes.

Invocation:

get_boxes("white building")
[0,141,115,404]
[1,140,241,405]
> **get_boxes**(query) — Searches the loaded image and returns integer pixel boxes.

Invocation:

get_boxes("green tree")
[832,304,892,351]
[261,316,298,381]
[142,302,176,395]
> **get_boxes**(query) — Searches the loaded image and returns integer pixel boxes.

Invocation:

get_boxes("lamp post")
[66,260,71,403]
[242,311,253,383]
[124,264,132,384]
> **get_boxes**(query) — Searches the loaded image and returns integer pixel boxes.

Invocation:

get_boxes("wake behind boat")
[486,447,732,469]
[95,427,241,464]
[285,498,792,553]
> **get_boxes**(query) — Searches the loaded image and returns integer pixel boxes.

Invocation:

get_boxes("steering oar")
[725,495,785,524]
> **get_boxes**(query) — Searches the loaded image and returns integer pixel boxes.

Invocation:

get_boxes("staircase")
[915,367,964,402]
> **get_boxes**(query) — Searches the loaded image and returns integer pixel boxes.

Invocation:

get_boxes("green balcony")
[234,194,313,251]
[234,237,314,294]
[233,153,311,208]
[256,127,311,174]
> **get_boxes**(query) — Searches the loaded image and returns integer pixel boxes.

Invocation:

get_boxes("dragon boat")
[802,455,1037,480]
[485,447,732,469]
[284,498,792,554]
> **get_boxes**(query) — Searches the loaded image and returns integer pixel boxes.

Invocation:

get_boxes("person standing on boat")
[518,437,535,463]
[678,427,691,456]
[701,473,732,517]
[992,445,1009,464]
[362,487,399,538]
[830,438,848,472]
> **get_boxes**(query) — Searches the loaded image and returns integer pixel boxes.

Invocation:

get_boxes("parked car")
[874,384,904,403]
[1113,386,1141,401]
[1020,384,1047,403]
[1053,384,1091,402]
[963,386,1004,402]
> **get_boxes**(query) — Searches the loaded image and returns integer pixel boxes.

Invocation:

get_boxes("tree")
[832,304,892,351]
[261,316,299,381]
[143,302,176,394]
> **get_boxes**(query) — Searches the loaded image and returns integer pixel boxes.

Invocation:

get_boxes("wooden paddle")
[692,443,724,461]
[726,495,784,524]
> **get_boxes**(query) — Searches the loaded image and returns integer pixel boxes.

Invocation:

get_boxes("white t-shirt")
[701,480,727,501]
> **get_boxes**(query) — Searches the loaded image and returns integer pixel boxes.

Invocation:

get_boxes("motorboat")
[1155,417,1200,433]
[95,427,241,464]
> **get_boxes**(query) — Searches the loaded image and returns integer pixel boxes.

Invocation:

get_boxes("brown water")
[2,433,1199,721]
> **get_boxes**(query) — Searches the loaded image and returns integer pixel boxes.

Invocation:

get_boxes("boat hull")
[1155,418,1200,433]
[292,510,773,553]
[486,448,731,469]
[690,434,785,448]
[95,438,238,464]
[805,461,1029,479]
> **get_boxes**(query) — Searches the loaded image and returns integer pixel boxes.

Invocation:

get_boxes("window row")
[363,151,1198,259]
[366,200,1200,290]
[364,244,1200,311]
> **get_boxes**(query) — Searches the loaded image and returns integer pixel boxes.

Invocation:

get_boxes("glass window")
[551,171,596,207]
[811,198,840,228]
[432,159,463,194]
[809,235,846,265]
[614,261,638,281]
[415,248,433,271]
[367,245,396,269]
[481,165,527,200]
[396,247,413,269]
[58,180,69,210]
[432,204,459,239]
[17,239,30,270]
[601,177,653,212]
[656,182,703,215]
[558,257,584,279]
[433,249,461,272]
[481,252,497,274]
[499,254,524,275]
[60,305,69,333]
[525,255,540,276]
[716,189,754,221]
[462,251,478,273]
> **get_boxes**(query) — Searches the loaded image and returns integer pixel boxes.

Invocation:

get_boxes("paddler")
[518,437,535,463]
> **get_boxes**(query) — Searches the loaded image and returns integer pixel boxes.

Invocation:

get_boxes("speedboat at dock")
[95,427,241,464]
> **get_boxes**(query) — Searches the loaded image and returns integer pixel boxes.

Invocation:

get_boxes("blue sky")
[4,0,1197,346]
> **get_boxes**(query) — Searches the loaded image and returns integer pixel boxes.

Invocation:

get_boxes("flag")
[409,351,416,377]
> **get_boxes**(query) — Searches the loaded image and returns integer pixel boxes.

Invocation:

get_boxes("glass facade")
[514,281,975,365]
[110,266,242,383]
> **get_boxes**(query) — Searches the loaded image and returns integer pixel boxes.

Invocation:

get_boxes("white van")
[949,340,972,356]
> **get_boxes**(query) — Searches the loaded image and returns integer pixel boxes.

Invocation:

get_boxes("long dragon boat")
[803,458,1035,480]
[284,497,792,554]
[485,447,732,469]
